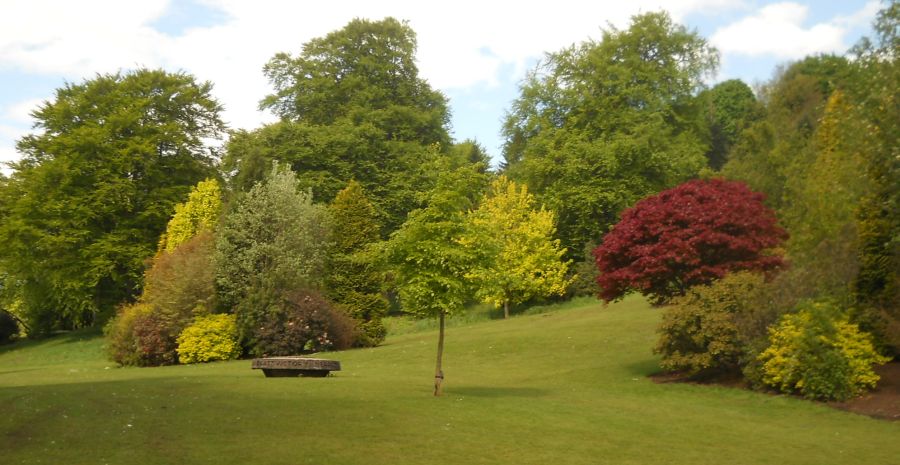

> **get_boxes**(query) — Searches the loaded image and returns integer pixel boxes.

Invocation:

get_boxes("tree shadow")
[449,386,548,398]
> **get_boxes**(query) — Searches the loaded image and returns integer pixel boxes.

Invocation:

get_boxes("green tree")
[502,12,717,259]
[225,17,452,234]
[158,178,223,253]
[463,176,572,318]
[383,159,489,396]
[850,1,900,353]
[0,69,224,333]
[699,79,760,170]
[214,165,330,348]
[326,180,388,346]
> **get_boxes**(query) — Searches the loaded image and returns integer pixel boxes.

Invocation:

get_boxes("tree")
[226,17,452,233]
[382,159,489,396]
[502,11,717,259]
[158,178,223,253]
[325,180,388,346]
[0,69,224,333]
[698,79,760,170]
[463,176,572,318]
[850,1,900,354]
[594,179,788,304]
[214,165,330,349]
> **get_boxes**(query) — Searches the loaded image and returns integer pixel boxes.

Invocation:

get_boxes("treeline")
[0,4,896,399]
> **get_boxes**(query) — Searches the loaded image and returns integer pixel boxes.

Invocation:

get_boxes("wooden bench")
[251,357,341,377]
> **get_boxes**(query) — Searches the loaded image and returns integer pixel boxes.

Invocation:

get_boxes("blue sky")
[0,0,883,170]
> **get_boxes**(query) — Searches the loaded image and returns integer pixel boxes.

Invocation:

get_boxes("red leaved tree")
[594,178,788,304]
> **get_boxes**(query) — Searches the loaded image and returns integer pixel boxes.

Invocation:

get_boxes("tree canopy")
[502,11,718,259]
[463,176,572,318]
[225,17,452,234]
[594,179,788,305]
[0,69,224,332]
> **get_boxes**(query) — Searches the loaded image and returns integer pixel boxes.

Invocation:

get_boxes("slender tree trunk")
[503,300,509,319]
[433,311,445,397]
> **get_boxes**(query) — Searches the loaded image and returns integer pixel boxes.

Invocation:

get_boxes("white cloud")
[0,0,745,133]
[710,2,847,59]
[3,98,45,125]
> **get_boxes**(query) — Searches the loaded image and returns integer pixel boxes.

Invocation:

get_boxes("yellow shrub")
[176,314,241,364]
[758,301,889,401]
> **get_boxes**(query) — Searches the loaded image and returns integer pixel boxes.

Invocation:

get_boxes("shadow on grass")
[0,328,104,356]
[449,386,548,398]
[624,358,662,378]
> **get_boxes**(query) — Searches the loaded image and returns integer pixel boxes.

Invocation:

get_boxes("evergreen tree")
[326,181,388,346]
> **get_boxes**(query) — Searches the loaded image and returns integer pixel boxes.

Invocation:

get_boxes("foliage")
[143,231,217,323]
[176,314,241,364]
[250,289,355,357]
[463,176,572,317]
[105,303,179,367]
[851,1,900,354]
[325,181,388,346]
[699,79,760,170]
[0,69,224,332]
[226,17,452,233]
[594,179,788,304]
[383,159,489,320]
[214,164,330,313]
[158,179,223,253]
[722,55,854,212]
[781,90,869,301]
[757,301,889,401]
[655,272,776,376]
[502,11,716,258]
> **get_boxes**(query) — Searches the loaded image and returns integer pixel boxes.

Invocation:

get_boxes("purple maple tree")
[594,178,788,304]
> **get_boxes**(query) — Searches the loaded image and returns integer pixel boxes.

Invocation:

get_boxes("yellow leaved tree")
[464,176,573,318]
[158,178,222,253]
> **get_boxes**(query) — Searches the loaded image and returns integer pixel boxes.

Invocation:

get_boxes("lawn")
[1,296,898,465]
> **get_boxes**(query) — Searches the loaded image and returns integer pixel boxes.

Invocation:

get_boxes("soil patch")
[650,362,900,421]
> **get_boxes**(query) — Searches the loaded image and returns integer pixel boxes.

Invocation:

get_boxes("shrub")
[143,231,217,322]
[757,301,889,401]
[105,303,179,367]
[655,272,775,376]
[594,178,788,305]
[176,314,241,364]
[246,289,357,357]
[0,310,19,344]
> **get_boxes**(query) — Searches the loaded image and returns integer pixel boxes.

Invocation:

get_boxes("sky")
[0,0,883,170]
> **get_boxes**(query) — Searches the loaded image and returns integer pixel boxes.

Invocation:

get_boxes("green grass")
[2,296,898,465]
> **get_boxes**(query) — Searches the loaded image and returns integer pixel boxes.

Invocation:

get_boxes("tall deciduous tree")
[225,17,451,234]
[464,176,572,318]
[699,79,760,170]
[326,180,388,346]
[502,11,717,259]
[383,159,489,396]
[594,179,788,305]
[0,69,224,333]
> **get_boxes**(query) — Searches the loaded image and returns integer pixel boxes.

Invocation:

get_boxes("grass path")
[1,296,898,464]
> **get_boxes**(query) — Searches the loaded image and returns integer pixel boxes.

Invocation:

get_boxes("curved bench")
[251,357,341,377]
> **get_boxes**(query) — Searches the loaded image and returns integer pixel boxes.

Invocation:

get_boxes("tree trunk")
[504,300,509,319]
[433,311,445,397]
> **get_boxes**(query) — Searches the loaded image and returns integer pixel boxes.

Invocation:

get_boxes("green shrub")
[757,301,889,401]
[655,272,775,376]
[176,314,241,364]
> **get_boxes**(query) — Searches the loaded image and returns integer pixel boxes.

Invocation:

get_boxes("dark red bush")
[594,178,788,304]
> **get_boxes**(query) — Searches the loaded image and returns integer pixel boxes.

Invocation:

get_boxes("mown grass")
[1,296,898,465]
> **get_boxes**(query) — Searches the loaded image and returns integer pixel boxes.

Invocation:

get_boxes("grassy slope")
[1,296,898,465]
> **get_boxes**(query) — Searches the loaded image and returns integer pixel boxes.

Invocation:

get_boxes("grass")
[1,296,898,464]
